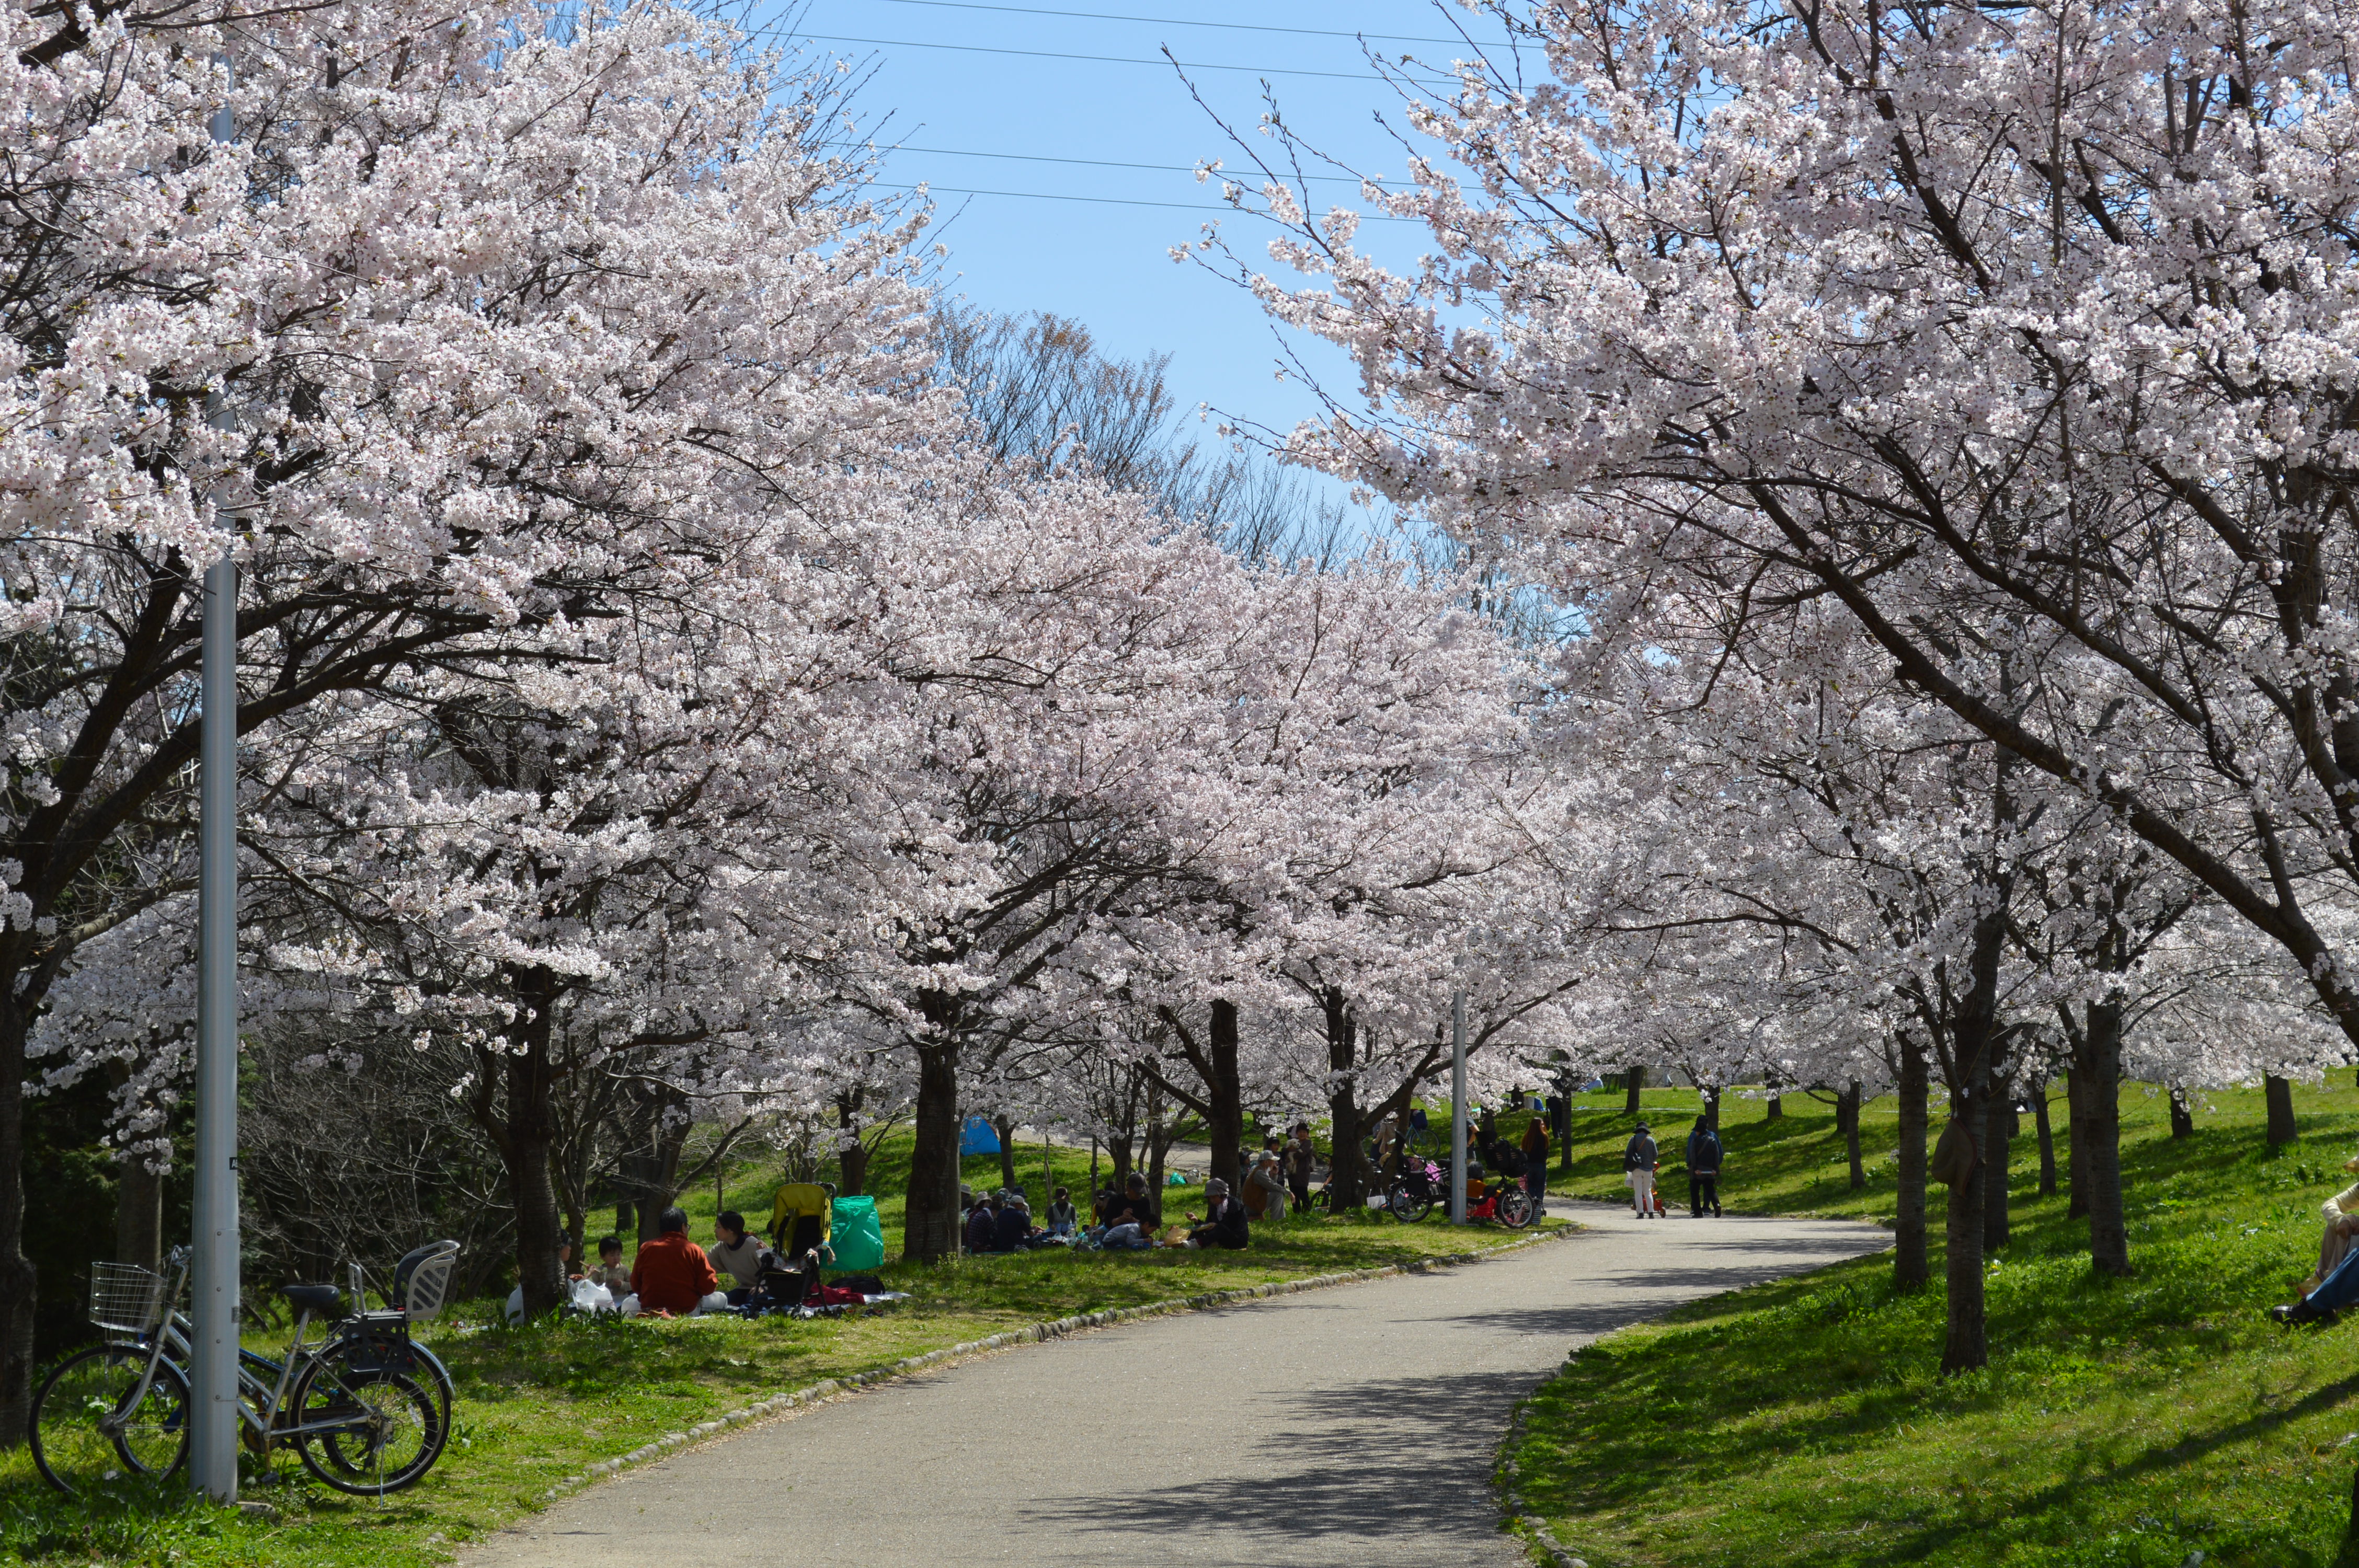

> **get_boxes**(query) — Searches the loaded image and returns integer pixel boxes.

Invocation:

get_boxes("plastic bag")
[570,1278,616,1315]
[827,1196,886,1272]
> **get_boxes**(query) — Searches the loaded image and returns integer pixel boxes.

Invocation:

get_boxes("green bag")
[827,1196,885,1272]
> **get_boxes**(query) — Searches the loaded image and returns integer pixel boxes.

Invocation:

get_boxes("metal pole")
[189,556,239,1503]
[1449,991,1468,1225]
[190,61,239,1504]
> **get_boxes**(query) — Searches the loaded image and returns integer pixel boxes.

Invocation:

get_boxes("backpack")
[1928,1117,1979,1186]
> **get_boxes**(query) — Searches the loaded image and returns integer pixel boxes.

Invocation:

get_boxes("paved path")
[467,1204,1886,1568]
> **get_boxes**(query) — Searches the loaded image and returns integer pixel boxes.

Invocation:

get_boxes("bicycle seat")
[281,1283,343,1318]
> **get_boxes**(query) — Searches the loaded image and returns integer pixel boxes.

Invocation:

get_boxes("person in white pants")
[1624,1122,1659,1219]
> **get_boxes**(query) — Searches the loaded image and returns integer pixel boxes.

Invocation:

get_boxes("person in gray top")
[1624,1124,1660,1218]
[709,1210,773,1303]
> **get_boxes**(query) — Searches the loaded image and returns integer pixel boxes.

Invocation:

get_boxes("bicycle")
[30,1240,460,1498]
[1386,1155,1539,1228]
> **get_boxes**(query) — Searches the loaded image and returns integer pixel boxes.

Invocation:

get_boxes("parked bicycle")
[29,1239,461,1498]
[1386,1155,1539,1228]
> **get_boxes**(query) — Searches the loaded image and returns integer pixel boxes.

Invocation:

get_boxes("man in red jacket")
[630,1207,720,1314]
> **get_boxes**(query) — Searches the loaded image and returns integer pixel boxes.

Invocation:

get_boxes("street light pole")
[1449,990,1468,1225]
[189,68,241,1507]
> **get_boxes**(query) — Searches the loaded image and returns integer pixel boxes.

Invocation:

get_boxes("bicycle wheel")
[30,1344,189,1496]
[290,1360,445,1495]
[1497,1186,1538,1228]
[1387,1183,1435,1224]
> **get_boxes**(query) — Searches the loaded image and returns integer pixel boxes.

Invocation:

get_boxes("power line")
[886,144,1379,182]
[873,181,1426,221]
[802,33,1474,81]
[861,0,1484,48]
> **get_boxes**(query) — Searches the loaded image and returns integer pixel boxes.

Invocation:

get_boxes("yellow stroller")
[760,1183,833,1311]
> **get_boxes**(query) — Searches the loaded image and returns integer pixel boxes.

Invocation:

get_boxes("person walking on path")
[1519,1115,1550,1215]
[1685,1116,1723,1218]
[1624,1123,1659,1219]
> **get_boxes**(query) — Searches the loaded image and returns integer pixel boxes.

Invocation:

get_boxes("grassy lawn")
[0,1134,1563,1566]
[1510,1077,2359,1568]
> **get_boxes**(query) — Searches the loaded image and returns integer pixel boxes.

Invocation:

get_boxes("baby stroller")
[757,1183,833,1313]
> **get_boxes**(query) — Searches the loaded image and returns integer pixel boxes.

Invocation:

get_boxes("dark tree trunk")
[1703,1085,1721,1134]
[1622,1067,1642,1117]
[1207,999,1244,1197]
[994,1115,1017,1194]
[2032,1086,2057,1198]
[1550,1097,1573,1172]
[614,1199,636,1237]
[1940,895,2010,1376]
[107,1063,163,1276]
[1895,1039,1930,1293]
[2064,1065,2090,1220]
[483,967,567,1320]
[1323,989,1368,1207]
[2077,1001,2131,1276]
[1841,1080,1865,1191]
[0,996,35,1446]
[1982,1078,2012,1252]
[835,1095,870,1196]
[2267,1075,2299,1146]
[1765,1092,1783,1122]
[903,1030,961,1262]
[2169,1088,2195,1139]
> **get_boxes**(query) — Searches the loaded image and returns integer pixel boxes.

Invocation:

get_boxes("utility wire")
[885,144,1379,181]
[860,0,1485,48]
[803,33,1475,81]
[873,181,1425,221]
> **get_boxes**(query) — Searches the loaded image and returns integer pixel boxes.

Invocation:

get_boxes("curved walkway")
[467,1203,1886,1567]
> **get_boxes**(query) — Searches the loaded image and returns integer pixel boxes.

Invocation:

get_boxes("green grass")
[1510,1076,2359,1568]
[0,1132,1563,1565]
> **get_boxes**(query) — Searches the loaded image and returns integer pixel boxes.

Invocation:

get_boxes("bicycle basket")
[342,1310,416,1375]
[88,1261,167,1344]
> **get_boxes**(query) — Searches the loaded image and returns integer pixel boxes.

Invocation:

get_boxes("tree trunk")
[2064,1065,2090,1220]
[1841,1080,1865,1191]
[1895,1038,1930,1293]
[835,1096,871,1196]
[1766,1091,1783,1121]
[994,1115,1017,1193]
[107,1063,163,1276]
[902,1033,961,1263]
[1207,999,1244,1197]
[491,972,567,1320]
[2077,1001,2131,1276]
[2169,1087,2195,1139]
[2267,1074,2299,1146]
[1941,1068,1991,1373]
[614,1198,636,1237]
[0,995,35,1447]
[1982,1077,2012,1252]
[2033,1086,2057,1198]
[1704,1085,1721,1134]
[1323,989,1368,1207]
[1623,1067,1642,1117]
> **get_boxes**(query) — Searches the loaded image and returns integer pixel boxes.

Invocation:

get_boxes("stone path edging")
[533,1227,1570,1505]
[1499,1399,1588,1568]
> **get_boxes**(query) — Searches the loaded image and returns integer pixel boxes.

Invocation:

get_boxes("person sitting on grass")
[585,1235,631,1294]
[708,1210,774,1306]
[2300,1154,2359,1295]
[993,1189,1036,1252]
[631,1207,725,1315]
[1098,1174,1160,1250]
[1248,1149,1289,1223]
[1173,1178,1251,1249]
[966,1191,1002,1254]
[1045,1186,1079,1239]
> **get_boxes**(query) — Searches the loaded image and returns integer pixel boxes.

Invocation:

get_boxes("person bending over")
[993,1190,1037,1252]
[1180,1178,1251,1249]
[1100,1174,1160,1250]
[631,1207,725,1315]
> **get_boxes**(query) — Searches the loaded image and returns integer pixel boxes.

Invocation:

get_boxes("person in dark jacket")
[993,1191,1037,1251]
[1520,1116,1551,1212]
[1284,1123,1317,1212]
[1686,1116,1724,1217]
[1624,1123,1659,1218]
[1181,1178,1251,1249]
[964,1193,999,1254]
[1100,1174,1159,1249]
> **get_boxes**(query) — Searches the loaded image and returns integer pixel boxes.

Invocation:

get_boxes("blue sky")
[789,0,1524,483]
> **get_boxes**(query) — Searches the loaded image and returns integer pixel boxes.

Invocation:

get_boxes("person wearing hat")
[1285,1122,1318,1212]
[964,1191,1000,1254]
[1624,1122,1660,1218]
[992,1189,1037,1252]
[1247,1148,1289,1223]
[1178,1177,1251,1249]
[1685,1115,1724,1218]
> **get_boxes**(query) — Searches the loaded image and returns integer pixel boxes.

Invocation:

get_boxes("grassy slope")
[1513,1078,2359,1568]
[0,1133,1562,1566]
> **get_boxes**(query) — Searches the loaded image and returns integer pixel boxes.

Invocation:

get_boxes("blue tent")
[959,1116,1002,1156]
